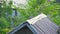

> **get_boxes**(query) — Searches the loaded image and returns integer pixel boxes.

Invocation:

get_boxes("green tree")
[0,0,60,34]
[0,0,13,34]
[17,0,60,26]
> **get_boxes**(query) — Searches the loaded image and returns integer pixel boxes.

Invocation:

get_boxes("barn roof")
[8,13,58,34]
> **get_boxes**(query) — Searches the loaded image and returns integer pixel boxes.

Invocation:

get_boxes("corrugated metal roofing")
[8,13,58,34]
[30,18,58,34]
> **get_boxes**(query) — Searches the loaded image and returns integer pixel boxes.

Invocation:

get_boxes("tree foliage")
[17,0,60,26]
[0,0,60,34]
[0,0,13,34]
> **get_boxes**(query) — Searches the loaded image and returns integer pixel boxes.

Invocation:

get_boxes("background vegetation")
[0,0,60,34]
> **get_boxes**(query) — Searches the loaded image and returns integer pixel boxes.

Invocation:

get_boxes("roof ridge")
[27,13,47,24]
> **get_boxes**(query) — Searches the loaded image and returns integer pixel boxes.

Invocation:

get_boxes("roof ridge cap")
[27,13,47,24]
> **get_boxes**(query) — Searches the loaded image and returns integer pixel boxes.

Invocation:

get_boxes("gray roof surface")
[8,13,58,34]
[30,17,58,34]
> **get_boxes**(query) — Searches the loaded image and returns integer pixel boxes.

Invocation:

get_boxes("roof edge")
[8,22,27,34]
